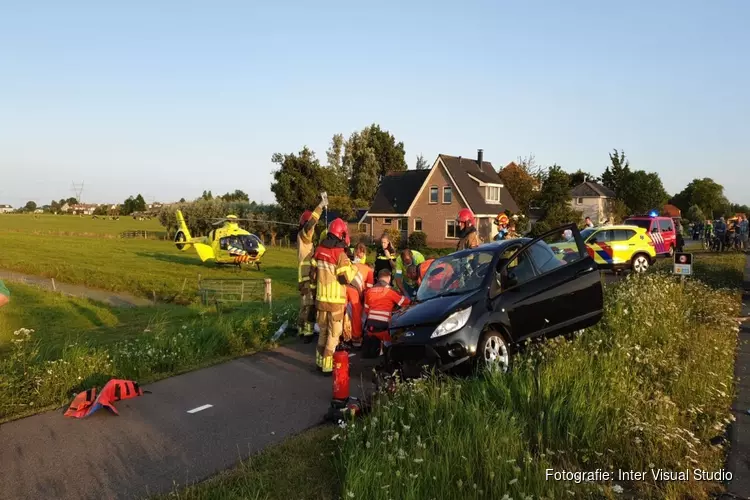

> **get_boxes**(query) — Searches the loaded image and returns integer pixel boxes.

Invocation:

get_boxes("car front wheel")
[631,253,650,273]
[476,330,510,373]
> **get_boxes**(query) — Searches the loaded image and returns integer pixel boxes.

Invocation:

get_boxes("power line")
[71,181,84,203]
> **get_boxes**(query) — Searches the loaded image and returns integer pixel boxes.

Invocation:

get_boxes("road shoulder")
[727,253,750,498]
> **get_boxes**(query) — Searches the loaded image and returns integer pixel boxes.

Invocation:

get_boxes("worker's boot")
[321,355,333,375]
[302,323,314,344]
[315,351,323,369]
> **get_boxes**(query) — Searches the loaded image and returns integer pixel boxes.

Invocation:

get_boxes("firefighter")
[344,260,374,348]
[406,258,434,288]
[494,214,509,241]
[310,218,358,373]
[362,268,411,358]
[297,195,327,342]
[456,208,482,250]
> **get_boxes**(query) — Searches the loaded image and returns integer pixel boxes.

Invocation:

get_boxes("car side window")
[588,230,613,243]
[613,229,635,241]
[650,221,660,233]
[505,249,537,286]
[659,219,673,232]
[527,241,565,274]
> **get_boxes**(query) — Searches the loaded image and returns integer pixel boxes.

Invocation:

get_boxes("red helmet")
[328,218,350,245]
[299,210,313,226]
[457,208,475,225]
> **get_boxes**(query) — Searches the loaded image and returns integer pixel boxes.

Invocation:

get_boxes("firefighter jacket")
[297,206,323,286]
[374,245,396,277]
[350,263,374,297]
[457,226,481,251]
[311,236,358,312]
[364,281,410,328]
[415,259,434,286]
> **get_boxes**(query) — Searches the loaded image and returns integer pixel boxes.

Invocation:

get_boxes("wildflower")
[509,478,518,485]
[457,479,463,489]
[413,458,423,463]
[612,484,624,494]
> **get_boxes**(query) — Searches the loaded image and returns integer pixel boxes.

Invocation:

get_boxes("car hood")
[392,292,480,328]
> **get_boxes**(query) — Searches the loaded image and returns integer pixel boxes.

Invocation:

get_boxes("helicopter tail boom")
[174,210,193,251]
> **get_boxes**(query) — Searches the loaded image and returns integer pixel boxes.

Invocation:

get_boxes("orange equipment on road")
[65,379,147,418]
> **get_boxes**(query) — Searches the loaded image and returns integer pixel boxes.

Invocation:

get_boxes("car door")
[496,224,604,343]
[609,229,634,264]
[649,220,664,254]
[586,229,615,266]
[658,218,675,251]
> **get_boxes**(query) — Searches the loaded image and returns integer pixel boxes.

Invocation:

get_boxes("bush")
[335,269,742,499]
[407,232,427,250]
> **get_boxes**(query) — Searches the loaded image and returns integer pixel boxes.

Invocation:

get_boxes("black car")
[386,224,604,372]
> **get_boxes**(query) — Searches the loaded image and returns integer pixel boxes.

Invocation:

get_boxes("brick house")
[365,150,519,248]
[570,181,617,224]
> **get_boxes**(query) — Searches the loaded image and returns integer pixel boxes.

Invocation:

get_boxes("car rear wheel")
[476,330,510,373]
[631,253,650,273]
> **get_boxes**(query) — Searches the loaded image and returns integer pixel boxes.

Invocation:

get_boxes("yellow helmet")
[495,214,509,226]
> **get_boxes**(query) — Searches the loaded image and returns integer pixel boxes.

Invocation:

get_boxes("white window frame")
[485,186,501,204]
[446,220,459,239]
[429,186,439,204]
[414,218,423,232]
[397,218,408,231]
[443,186,452,204]
[576,197,583,205]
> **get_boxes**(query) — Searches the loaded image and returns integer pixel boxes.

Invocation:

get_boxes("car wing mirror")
[502,270,518,289]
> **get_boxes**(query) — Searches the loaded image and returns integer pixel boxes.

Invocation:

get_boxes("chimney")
[477,149,484,170]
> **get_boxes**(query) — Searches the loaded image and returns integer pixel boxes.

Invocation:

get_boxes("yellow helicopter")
[174,210,267,270]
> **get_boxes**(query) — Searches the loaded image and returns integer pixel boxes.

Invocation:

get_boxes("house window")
[397,218,408,231]
[446,220,458,239]
[429,186,438,204]
[414,218,423,232]
[576,197,583,205]
[486,186,501,203]
[383,218,392,225]
[358,223,367,233]
[443,186,452,204]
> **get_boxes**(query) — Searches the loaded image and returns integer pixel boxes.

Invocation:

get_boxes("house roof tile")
[368,169,431,214]
[439,155,519,214]
[570,181,616,198]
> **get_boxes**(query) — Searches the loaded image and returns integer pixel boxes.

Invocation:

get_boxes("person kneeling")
[362,269,410,358]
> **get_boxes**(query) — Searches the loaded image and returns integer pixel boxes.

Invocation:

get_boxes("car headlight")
[431,306,472,339]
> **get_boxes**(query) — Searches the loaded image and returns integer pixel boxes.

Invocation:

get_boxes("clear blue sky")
[1,0,748,210]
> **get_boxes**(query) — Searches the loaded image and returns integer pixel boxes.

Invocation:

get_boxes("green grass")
[0,282,296,422]
[653,249,746,290]
[173,251,746,500]
[153,426,339,500]
[0,231,299,303]
[0,213,165,236]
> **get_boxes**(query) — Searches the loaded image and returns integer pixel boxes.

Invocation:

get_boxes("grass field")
[167,251,747,500]
[0,229,299,303]
[0,213,165,236]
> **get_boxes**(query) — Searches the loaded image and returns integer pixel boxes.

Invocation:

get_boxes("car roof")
[591,224,646,231]
[444,237,532,258]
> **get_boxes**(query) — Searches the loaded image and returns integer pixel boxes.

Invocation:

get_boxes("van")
[622,215,677,256]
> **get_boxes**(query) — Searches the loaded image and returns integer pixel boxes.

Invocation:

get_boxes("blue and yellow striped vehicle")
[550,225,657,273]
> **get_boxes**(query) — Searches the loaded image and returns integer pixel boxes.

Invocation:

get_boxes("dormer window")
[486,186,501,203]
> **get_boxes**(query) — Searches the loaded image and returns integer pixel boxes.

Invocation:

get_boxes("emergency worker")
[296,195,327,341]
[310,218,358,373]
[406,258,434,287]
[456,208,481,250]
[344,261,374,348]
[362,268,410,358]
[394,248,425,298]
[494,214,509,241]
[375,233,396,277]
[353,243,368,264]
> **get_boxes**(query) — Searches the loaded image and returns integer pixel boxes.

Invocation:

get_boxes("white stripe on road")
[187,404,213,414]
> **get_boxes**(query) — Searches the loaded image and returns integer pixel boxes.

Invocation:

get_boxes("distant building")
[70,203,98,215]
[661,204,681,219]
[0,204,13,213]
[33,208,44,214]
[570,181,617,224]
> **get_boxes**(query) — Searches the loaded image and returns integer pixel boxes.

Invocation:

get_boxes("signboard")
[673,252,693,275]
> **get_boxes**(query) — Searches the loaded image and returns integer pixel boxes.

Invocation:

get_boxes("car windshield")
[624,219,651,230]
[416,250,494,302]
[579,228,596,241]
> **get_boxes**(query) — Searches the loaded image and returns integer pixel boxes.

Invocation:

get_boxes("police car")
[551,224,657,273]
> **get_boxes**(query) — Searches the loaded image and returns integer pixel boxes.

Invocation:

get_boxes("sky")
[1,0,748,210]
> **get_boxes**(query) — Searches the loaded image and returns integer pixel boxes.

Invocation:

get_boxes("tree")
[415,154,430,170]
[686,205,705,223]
[179,197,186,203]
[535,164,582,227]
[323,133,349,196]
[219,190,249,202]
[201,190,213,200]
[569,169,597,187]
[671,178,728,219]
[346,130,380,202]
[24,201,37,212]
[270,147,328,221]
[600,149,631,198]
[620,170,669,214]
[498,157,539,214]
[731,203,750,215]
[121,194,147,215]
[363,123,407,180]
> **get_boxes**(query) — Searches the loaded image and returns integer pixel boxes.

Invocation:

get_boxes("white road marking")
[187,404,213,414]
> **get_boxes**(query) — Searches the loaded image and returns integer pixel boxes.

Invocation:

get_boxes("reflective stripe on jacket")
[297,207,322,283]
[312,244,357,311]
[350,263,374,296]
[364,283,410,324]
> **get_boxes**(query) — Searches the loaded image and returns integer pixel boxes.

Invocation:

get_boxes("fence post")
[264,278,272,309]
[181,277,187,294]
[240,281,245,303]
[51,278,56,291]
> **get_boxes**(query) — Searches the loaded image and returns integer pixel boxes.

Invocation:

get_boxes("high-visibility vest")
[311,244,357,311]
[364,283,410,325]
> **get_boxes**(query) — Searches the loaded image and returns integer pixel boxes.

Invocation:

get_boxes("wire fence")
[197,276,272,309]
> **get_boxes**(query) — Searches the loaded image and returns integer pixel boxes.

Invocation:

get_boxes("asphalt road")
[0,342,379,500]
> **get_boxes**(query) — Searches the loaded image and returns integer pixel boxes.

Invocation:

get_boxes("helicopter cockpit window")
[239,235,261,249]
